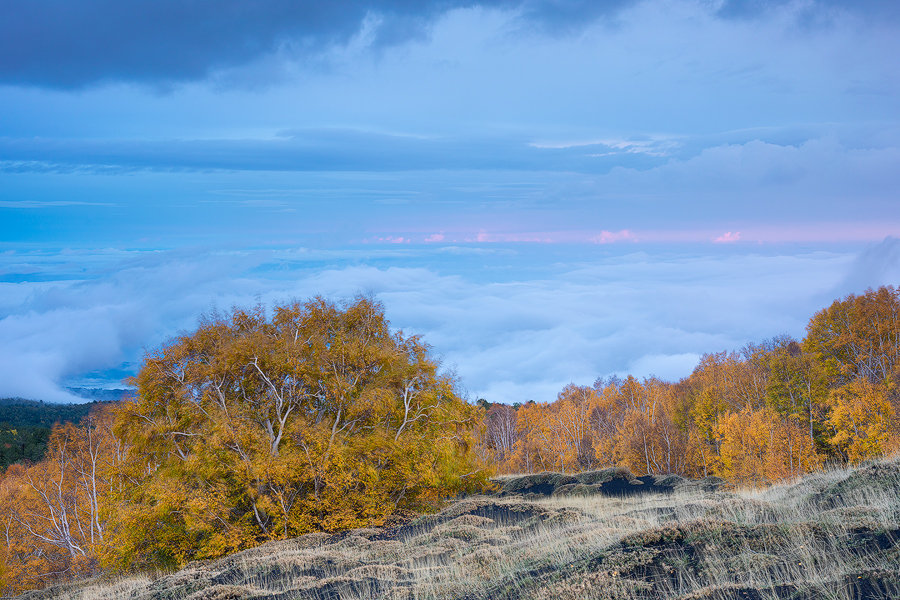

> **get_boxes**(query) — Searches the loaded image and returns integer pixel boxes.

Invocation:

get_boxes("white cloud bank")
[0,242,892,404]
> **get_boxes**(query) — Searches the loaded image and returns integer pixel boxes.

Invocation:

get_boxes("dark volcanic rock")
[492,466,726,499]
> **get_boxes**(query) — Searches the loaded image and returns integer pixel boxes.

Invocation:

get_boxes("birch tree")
[111,295,484,568]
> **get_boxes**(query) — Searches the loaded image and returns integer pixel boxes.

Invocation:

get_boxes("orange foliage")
[477,286,900,486]
[717,408,820,485]
[2,296,487,590]
[110,296,485,569]
[826,378,897,462]
[0,407,119,595]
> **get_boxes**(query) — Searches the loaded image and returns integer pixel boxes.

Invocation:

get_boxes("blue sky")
[0,0,898,403]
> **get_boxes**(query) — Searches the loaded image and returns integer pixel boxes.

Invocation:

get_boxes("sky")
[0,0,899,403]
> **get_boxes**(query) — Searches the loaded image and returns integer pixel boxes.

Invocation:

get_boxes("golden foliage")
[1,295,488,592]
[0,407,119,595]
[826,378,897,462]
[476,286,900,486]
[109,296,486,568]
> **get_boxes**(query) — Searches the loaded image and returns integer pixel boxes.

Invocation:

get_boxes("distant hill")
[67,387,134,403]
[0,392,129,471]
[0,397,100,428]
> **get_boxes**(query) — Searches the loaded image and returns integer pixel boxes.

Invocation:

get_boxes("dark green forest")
[0,397,121,470]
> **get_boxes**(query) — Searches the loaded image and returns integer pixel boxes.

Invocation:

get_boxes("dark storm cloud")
[0,0,408,87]
[0,130,665,173]
[0,0,636,89]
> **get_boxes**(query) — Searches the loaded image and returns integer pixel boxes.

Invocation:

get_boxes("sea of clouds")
[2,239,897,405]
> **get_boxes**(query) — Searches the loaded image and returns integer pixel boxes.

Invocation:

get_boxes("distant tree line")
[0,399,116,471]
[475,286,900,485]
[0,397,99,428]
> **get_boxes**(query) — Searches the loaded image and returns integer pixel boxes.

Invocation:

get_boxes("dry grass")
[14,458,900,600]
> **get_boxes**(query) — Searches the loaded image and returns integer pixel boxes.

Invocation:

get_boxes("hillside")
[0,398,97,429]
[13,459,900,600]
[0,396,124,471]
[0,399,91,471]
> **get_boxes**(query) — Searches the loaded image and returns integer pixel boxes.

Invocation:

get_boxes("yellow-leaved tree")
[110,296,486,569]
[0,407,120,595]
[805,286,900,461]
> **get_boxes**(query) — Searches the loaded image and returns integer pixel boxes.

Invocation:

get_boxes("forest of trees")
[1,287,899,595]
[0,296,485,593]
[0,398,107,470]
[476,286,900,483]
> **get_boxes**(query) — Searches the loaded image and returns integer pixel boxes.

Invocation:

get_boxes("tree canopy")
[111,296,485,567]
[476,286,900,485]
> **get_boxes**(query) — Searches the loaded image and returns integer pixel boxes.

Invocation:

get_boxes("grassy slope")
[14,460,900,600]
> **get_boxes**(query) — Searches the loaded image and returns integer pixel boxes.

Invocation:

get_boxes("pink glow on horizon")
[622,223,900,244]
[359,222,899,245]
[591,229,638,244]
[463,230,554,243]
[712,231,741,243]
[364,236,410,244]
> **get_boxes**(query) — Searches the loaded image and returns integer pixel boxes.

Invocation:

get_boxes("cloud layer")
[1,243,885,404]
[0,0,644,88]
[2,0,896,89]
[2,135,897,250]
[1,0,896,246]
